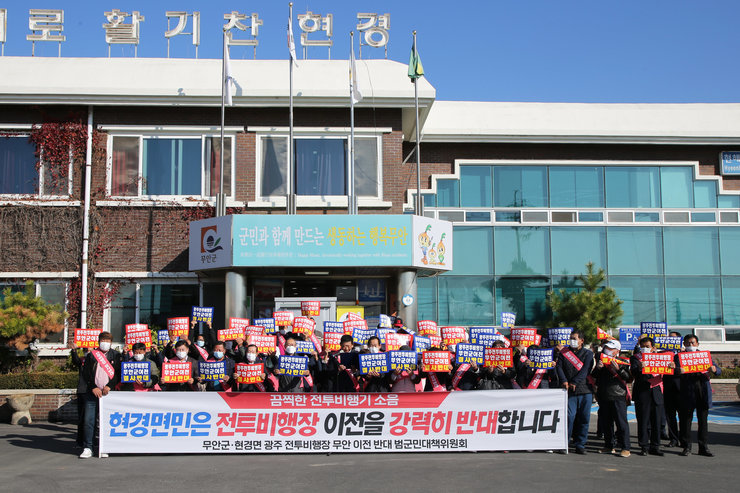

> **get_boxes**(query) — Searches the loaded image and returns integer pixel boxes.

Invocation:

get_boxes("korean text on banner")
[235,363,264,384]
[74,328,102,349]
[352,328,374,346]
[249,335,277,355]
[245,325,264,337]
[294,340,315,355]
[344,319,368,335]
[359,353,390,374]
[100,390,568,454]
[323,332,343,352]
[293,317,316,336]
[455,343,485,365]
[278,355,308,377]
[324,321,345,333]
[161,361,191,384]
[678,351,712,374]
[253,318,277,334]
[654,336,682,351]
[417,320,438,336]
[413,335,432,353]
[273,311,294,327]
[156,329,170,345]
[125,325,151,349]
[192,306,214,324]
[642,353,674,375]
[388,350,417,371]
[301,300,321,317]
[385,333,412,351]
[473,332,505,348]
[168,317,190,338]
[441,326,467,346]
[528,348,555,370]
[547,328,572,347]
[484,348,513,368]
[422,351,451,372]
[510,328,538,347]
[501,312,516,329]
[199,361,227,381]
[640,322,668,338]
[121,362,151,383]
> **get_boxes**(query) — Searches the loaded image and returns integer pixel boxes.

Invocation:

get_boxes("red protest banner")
[510,328,539,347]
[422,351,452,372]
[228,317,250,334]
[293,316,317,336]
[274,311,294,327]
[600,353,630,366]
[249,335,277,354]
[235,363,264,385]
[346,311,364,321]
[167,317,190,339]
[161,361,191,384]
[74,328,102,349]
[484,347,513,368]
[429,334,442,348]
[343,318,368,335]
[125,324,151,349]
[642,353,674,375]
[440,326,467,346]
[323,332,343,352]
[245,325,264,337]
[417,320,438,336]
[597,327,610,340]
[218,327,245,341]
[386,333,412,351]
[301,300,321,317]
[678,351,712,374]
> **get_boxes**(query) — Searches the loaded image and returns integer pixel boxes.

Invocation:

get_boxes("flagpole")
[218,29,227,217]
[413,31,423,217]
[288,2,295,215]
[349,31,356,215]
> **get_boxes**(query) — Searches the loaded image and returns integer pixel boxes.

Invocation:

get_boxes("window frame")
[252,128,385,208]
[0,130,73,199]
[105,129,237,202]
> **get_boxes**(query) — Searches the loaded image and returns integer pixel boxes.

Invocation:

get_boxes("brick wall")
[0,390,78,423]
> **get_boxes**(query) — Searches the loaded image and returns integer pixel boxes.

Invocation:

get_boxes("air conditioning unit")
[694,327,725,343]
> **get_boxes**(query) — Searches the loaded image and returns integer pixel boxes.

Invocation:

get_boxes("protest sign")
[678,351,712,374]
[161,361,191,384]
[484,347,513,368]
[642,353,674,375]
[358,353,390,374]
[413,335,432,354]
[422,351,452,372]
[274,311,294,327]
[654,336,682,352]
[199,361,227,381]
[346,311,364,321]
[388,350,418,371]
[385,333,412,351]
[323,332,343,352]
[547,328,572,347]
[501,312,516,329]
[293,316,316,336]
[125,324,151,349]
[344,319,368,335]
[441,326,467,346]
[528,348,555,369]
[121,361,151,383]
[249,335,277,354]
[640,322,668,338]
[375,327,395,345]
[278,355,308,377]
[235,363,264,385]
[510,328,539,347]
[474,332,506,348]
[168,317,190,339]
[192,306,214,324]
[455,343,485,365]
[294,340,315,355]
[600,353,630,366]
[74,328,102,349]
[417,320,438,336]
[156,329,171,346]
[469,326,498,344]
[301,300,321,317]
[597,327,610,340]
[245,325,264,337]
[324,321,345,333]
[352,327,374,346]
[378,314,393,328]
[253,318,277,334]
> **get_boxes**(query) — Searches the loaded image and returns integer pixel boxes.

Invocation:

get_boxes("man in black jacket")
[555,329,594,455]
[593,339,632,458]
[79,331,120,459]
[631,336,673,456]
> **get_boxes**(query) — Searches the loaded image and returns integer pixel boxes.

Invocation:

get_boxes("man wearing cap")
[630,336,672,456]
[593,338,632,457]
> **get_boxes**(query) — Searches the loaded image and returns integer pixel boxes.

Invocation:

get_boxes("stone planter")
[7,393,34,425]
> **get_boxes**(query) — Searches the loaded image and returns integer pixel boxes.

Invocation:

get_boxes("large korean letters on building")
[99,390,567,454]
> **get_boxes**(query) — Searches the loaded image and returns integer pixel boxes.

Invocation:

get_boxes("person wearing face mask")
[663,331,683,448]
[631,336,673,456]
[238,344,276,392]
[190,335,210,361]
[325,334,361,392]
[389,344,422,392]
[555,329,594,455]
[360,336,391,392]
[79,331,121,459]
[164,340,198,391]
[593,339,632,458]
[200,341,236,392]
[448,342,481,391]
[677,335,721,457]
[478,340,516,390]
[120,342,160,392]
[273,335,322,392]
[514,344,559,390]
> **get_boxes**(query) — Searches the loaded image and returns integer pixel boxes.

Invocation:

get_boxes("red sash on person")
[309,334,322,353]
[335,355,360,391]
[195,344,209,361]
[637,354,664,392]
[133,382,149,392]
[527,369,547,389]
[606,363,633,401]
[277,335,286,356]
[302,373,314,391]
[451,363,471,391]
[92,350,115,379]
[266,373,279,392]
[561,347,596,387]
[428,372,446,392]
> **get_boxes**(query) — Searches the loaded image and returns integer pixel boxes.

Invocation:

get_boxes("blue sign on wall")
[619,327,642,351]
[721,152,740,175]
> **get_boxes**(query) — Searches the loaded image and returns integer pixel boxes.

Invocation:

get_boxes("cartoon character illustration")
[428,245,437,265]
[437,233,446,265]
[418,224,433,264]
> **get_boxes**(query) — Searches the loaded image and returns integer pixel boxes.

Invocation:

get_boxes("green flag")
[408,43,424,80]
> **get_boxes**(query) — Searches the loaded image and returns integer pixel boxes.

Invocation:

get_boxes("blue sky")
[2,0,739,103]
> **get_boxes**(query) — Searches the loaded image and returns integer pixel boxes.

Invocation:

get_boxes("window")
[549,167,604,208]
[106,281,200,342]
[258,135,381,200]
[605,167,660,208]
[693,181,717,208]
[609,276,665,325]
[662,227,719,275]
[665,277,721,325]
[417,277,437,322]
[0,281,68,343]
[494,227,550,276]
[494,166,547,207]
[607,227,663,275]
[550,227,606,276]
[720,228,740,275]
[660,167,693,208]
[460,166,492,207]
[0,134,71,197]
[436,179,459,207]
[495,276,549,326]
[447,227,493,275]
[721,277,740,326]
[438,276,494,325]
[109,135,233,198]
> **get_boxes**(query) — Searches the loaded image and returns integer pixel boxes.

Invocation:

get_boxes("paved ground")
[592,401,740,425]
[1,408,738,493]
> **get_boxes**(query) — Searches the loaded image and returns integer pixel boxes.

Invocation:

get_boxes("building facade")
[2,56,740,359]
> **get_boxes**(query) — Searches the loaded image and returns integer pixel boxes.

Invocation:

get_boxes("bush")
[712,366,740,380]
[0,372,78,389]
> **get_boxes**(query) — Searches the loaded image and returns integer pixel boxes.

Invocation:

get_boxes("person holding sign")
[663,330,683,448]
[514,345,559,390]
[200,341,236,392]
[677,335,721,457]
[68,340,89,449]
[389,345,421,392]
[555,329,594,455]
[421,346,453,392]
[120,342,160,391]
[325,334,361,392]
[79,331,121,459]
[237,344,274,392]
[630,337,674,456]
[164,340,197,391]
[592,339,632,458]
[273,336,321,392]
[478,340,516,390]
[360,337,391,392]
[449,344,481,391]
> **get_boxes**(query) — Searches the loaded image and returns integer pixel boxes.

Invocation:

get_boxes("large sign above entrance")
[189,214,453,272]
